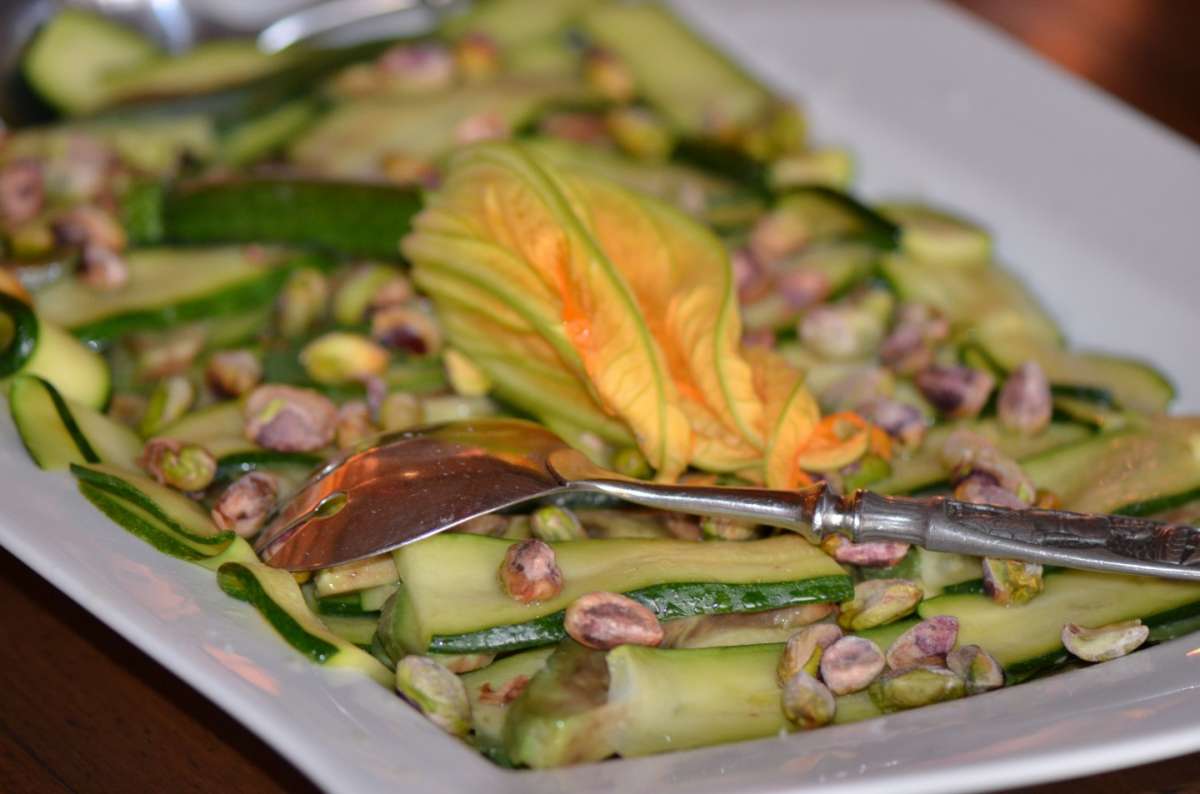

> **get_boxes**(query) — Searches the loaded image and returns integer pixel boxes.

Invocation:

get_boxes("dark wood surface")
[4,2,1200,793]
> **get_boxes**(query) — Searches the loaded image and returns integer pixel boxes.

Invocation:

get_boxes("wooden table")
[3,2,1200,792]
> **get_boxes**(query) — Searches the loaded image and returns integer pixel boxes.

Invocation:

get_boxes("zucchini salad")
[3,0,1200,770]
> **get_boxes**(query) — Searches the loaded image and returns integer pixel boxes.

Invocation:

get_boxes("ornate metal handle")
[850,491,1200,581]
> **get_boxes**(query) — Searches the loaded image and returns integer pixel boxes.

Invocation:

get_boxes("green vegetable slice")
[388,533,850,654]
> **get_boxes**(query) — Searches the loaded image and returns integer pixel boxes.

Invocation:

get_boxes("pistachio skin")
[244,385,337,453]
[778,624,843,684]
[819,636,886,695]
[205,349,262,398]
[946,644,1005,694]
[564,592,663,650]
[868,666,966,713]
[529,506,587,542]
[781,671,836,730]
[997,360,1052,436]
[395,656,472,737]
[885,616,959,670]
[982,558,1044,606]
[499,539,564,604]
[838,579,923,631]
[916,365,995,419]
[1062,620,1149,663]
[211,471,279,538]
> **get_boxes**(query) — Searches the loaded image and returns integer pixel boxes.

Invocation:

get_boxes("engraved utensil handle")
[850,491,1200,582]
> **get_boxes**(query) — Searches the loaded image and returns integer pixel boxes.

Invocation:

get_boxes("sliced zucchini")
[9,375,141,470]
[0,293,109,408]
[72,463,240,562]
[217,561,392,686]
[388,534,851,654]
[127,178,422,259]
[580,3,773,136]
[505,632,893,768]
[100,40,293,107]
[3,116,217,177]
[220,100,321,167]
[1023,417,1200,515]
[314,555,399,599]
[964,330,1174,416]
[768,148,854,191]
[23,9,159,115]
[289,78,591,177]
[881,253,1061,346]
[314,583,398,617]
[877,202,991,266]
[920,570,1200,681]
[773,187,899,250]
[35,247,314,343]
[871,419,1091,495]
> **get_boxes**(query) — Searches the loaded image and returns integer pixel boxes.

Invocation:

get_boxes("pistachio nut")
[837,579,923,631]
[371,305,443,355]
[858,398,927,449]
[945,644,1005,694]
[378,391,423,432]
[530,505,587,542]
[205,349,262,398]
[300,332,389,385]
[777,623,843,684]
[868,665,966,713]
[1061,620,1149,663]
[954,472,1030,510]
[885,616,959,670]
[333,265,407,325]
[139,438,215,492]
[916,364,995,419]
[818,635,886,695]
[139,375,195,436]
[748,208,810,266]
[997,360,1052,436]
[981,558,1044,606]
[0,159,44,225]
[800,303,886,360]
[822,535,910,568]
[776,267,832,310]
[395,655,472,737]
[53,204,126,251]
[277,267,328,338]
[211,471,279,537]
[818,367,894,413]
[499,539,565,604]
[244,384,337,452]
[335,400,375,449]
[564,592,663,650]
[780,671,836,730]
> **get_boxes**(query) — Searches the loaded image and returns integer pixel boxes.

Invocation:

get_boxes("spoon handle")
[848,491,1200,582]
[571,476,1200,582]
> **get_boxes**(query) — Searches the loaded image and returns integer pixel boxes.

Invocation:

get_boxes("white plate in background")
[3,1,1200,792]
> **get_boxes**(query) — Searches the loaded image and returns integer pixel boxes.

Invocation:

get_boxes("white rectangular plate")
[4,2,1200,792]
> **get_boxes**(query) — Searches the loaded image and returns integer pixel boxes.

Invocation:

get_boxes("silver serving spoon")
[255,418,1200,580]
